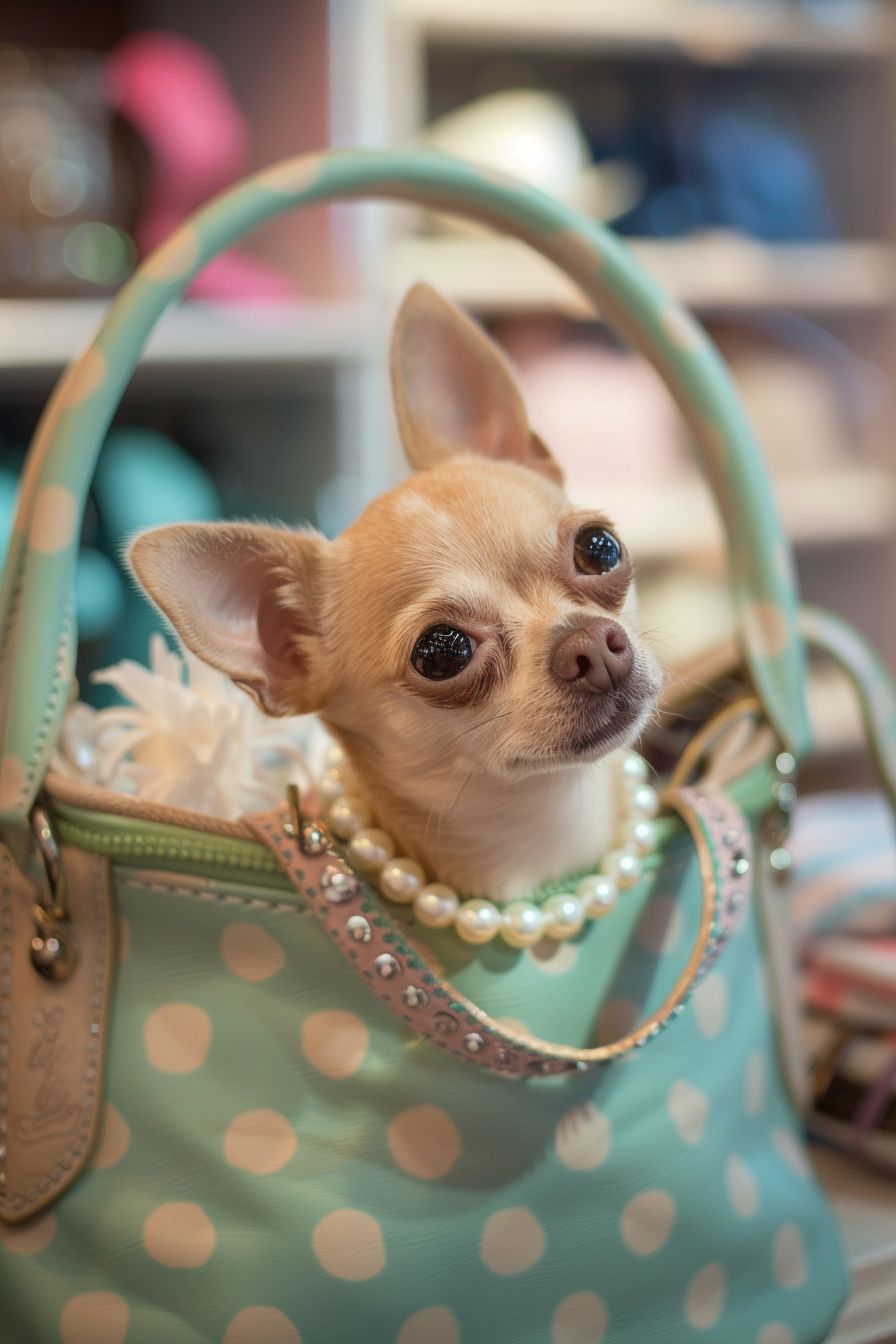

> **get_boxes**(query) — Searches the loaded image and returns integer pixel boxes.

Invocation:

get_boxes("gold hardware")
[29,801,78,980]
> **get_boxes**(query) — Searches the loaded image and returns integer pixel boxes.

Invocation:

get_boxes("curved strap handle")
[0,148,810,836]
[247,781,751,1076]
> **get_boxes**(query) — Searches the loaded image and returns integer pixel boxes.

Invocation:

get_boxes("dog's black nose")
[550,618,633,692]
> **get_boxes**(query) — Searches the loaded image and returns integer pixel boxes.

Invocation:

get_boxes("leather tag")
[0,843,114,1223]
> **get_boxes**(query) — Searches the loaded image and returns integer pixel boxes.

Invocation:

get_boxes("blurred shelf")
[0,299,367,372]
[595,465,896,561]
[392,235,896,315]
[392,0,892,63]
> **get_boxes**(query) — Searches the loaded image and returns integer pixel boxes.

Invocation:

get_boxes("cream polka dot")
[637,895,684,956]
[30,485,78,552]
[224,1109,297,1175]
[620,1190,676,1256]
[743,600,791,660]
[0,1210,56,1255]
[116,913,131,963]
[745,1051,765,1115]
[685,1263,726,1330]
[666,1080,709,1145]
[387,1104,462,1181]
[0,754,26,810]
[143,226,199,281]
[550,227,603,281]
[59,1291,128,1344]
[773,1223,806,1288]
[660,305,706,353]
[301,1009,368,1079]
[219,922,285,981]
[257,154,323,196]
[143,1201,216,1268]
[91,1103,130,1171]
[144,1002,211,1074]
[555,1102,611,1171]
[528,937,579,975]
[552,1290,608,1343]
[692,973,728,1039]
[726,1155,759,1218]
[596,998,639,1044]
[397,1306,459,1344]
[481,1207,545,1275]
[772,1128,809,1179]
[757,1326,796,1344]
[311,1208,385,1281]
[223,1306,301,1344]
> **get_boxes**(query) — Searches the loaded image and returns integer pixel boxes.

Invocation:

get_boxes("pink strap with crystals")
[246,782,751,1077]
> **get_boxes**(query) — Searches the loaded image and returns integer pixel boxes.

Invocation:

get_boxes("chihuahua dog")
[130,284,661,902]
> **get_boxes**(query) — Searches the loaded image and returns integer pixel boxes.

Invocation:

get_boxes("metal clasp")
[29,800,78,980]
[283,783,331,857]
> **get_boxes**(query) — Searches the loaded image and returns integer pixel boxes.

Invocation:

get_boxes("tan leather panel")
[0,844,114,1223]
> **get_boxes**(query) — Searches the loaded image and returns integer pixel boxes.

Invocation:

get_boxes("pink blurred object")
[106,32,294,301]
[508,339,686,502]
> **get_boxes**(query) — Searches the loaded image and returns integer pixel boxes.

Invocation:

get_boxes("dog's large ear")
[390,282,563,484]
[129,523,330,716]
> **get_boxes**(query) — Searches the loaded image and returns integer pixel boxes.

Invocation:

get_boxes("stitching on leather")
[120,876,306,917]
[22,602,74,806]
[0,848,12,1210]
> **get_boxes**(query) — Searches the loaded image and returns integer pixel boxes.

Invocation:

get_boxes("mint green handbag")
[2,149,893,1344]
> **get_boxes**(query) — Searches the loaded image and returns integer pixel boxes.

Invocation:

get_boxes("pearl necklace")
[315,747,661,949]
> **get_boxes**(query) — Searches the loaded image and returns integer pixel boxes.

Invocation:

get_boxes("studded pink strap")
[246,782,751,1078]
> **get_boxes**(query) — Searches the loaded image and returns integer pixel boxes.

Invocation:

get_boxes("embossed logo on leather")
[12,1005,82,1145]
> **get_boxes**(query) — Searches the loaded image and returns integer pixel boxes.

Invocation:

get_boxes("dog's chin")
[505,688,657,777]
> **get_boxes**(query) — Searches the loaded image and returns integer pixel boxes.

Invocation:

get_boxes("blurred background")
[2,0,895,792]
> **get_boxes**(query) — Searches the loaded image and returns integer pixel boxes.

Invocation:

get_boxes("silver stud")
[723,828,740,846]
[463,1032,486,1053]
[775,751,796,777]
[30,926,78,981]
[773,781,797,812]
[346,915,371,943]
[320,863,360,903]
[730,852,751,878]
[434,1012,459,1035]
[374,953,401,979]
[769,847,792,873]
[402,985,428,1008]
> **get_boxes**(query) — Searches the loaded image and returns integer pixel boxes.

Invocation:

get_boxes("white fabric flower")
[53,635,318,820]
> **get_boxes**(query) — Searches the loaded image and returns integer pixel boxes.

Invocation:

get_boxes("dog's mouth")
[507,680,658,773]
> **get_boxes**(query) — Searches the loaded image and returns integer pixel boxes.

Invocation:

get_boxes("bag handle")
[0,148,811,836]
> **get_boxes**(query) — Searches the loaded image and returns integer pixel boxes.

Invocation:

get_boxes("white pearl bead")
[318,768,346,805]
[414,883,459,928]
[348,827,395,871]
[626,819,657,857]
[542,893,585,941]
[379,856,426,904]
[576,873,617,919]
[328,794,372,839]
[501,901,545,948]
[630,784,660,818]
[455,898,502,944]
[603,848,642,890]
[622,752,649,784]
[324,744,346,769]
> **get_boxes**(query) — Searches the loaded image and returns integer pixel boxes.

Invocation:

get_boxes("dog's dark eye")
[574,525,621,575]
[411,625,474,681]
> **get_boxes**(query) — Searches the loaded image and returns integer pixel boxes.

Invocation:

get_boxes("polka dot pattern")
[743,600,791,660]
[726,1155,759,1218]
[745,1051,765,1115]
[224,1109,297,1175]
[59,1292,128,1344]
[552,1291,608,1343]
[620,1190,676,1256]
[0,1211,56,1255]
[142,1201,216,1268]
[666,1080,709,1145]
[223,1307,301,1344]
[144,1002,211,1074]
[30,485,78,553]
[387,1104,462,1180]
[772,1128,810,1179]
[142,226,199,281]
[301,1009,368,1079]
[555,1103,611,1171]
[480,1208,545,1275]
[637,895,684,956]
[257,154,324,196]
[693,973,728,1039]
[528,937,579,975]
[219,922,286,981]
[684,1263,726,1330]
[91,1104,131,1171]
[312,1209,385,1281]
[773,1223,807,1289]
[397,1306,459,1344]
[757,1326,797,1344]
